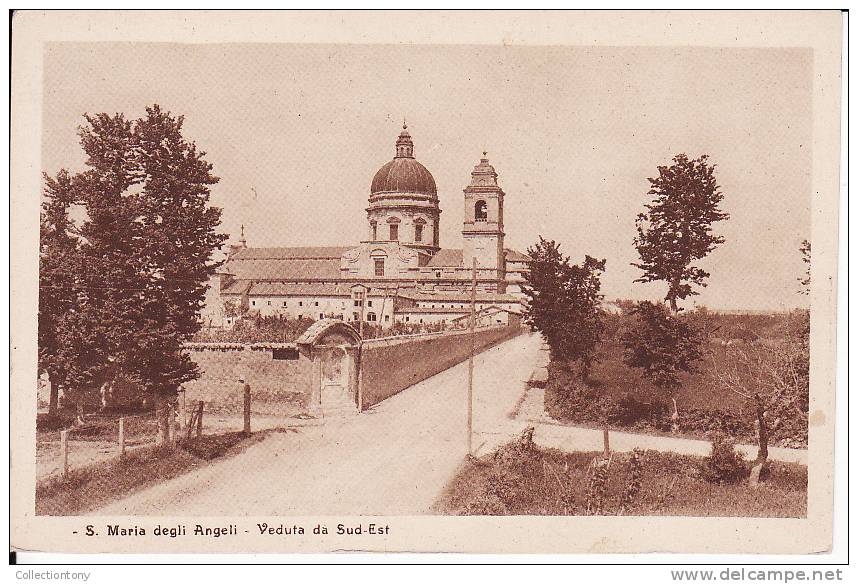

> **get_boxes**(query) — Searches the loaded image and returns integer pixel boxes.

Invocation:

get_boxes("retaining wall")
[359,325,524,409]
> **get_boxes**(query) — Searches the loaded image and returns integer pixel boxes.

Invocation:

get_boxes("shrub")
[619,448,644,514]
[701,433,747,484]
[585,458,610,515]
[609,393,670,428]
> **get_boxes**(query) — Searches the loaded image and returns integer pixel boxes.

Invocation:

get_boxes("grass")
[35,430,268,516]
[433,441,806,517]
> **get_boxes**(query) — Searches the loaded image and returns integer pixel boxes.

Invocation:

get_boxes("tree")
[621,301,703,392]
[522,237,606,379]
[39,105,226,440]
[711,313,809,479]
[38,171,80,416]
[633,154,729,312]
[127,106,228,441]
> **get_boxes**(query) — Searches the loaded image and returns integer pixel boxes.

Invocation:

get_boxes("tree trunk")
[749,393,769,487]
[154,393,171,446]
[668,276,681,313]
[754,393,769,465]
[48,382,59,417]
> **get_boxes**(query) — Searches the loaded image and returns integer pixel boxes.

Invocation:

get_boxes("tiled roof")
[451,306,521,321]
[247,282,353,297]
[230,246,351,260]
[426,249,464,267]
[396,289,523,303]
[225,258,343,281]
[504,248,531,262]
[224,280,415,298]
[399,290,521,303]
[424,248,531,268]
[396,306,470,314]
[221,280,252,295]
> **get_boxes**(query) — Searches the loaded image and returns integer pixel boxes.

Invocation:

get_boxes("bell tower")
[462,153,506,291]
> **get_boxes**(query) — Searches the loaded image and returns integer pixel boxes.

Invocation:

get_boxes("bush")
[609,393,670,429]
[701,433,747,484]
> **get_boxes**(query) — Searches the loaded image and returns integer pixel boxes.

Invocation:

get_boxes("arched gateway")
[296,320,362,417]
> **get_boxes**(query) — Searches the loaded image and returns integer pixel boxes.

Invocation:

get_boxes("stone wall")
[182,344,313,416]
[182,325,524,417]
[359,325,524,409]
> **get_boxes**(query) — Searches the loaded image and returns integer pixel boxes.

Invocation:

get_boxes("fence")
[35,398,208,481]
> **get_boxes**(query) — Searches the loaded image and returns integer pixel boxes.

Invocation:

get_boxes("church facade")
[203,125,531,330]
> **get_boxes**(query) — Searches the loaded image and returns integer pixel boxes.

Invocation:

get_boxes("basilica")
[203,125,531,330]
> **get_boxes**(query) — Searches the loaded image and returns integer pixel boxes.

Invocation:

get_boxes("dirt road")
[94,332,543,516]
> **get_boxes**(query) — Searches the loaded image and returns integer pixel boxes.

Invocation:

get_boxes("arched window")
[475,200,488,221]
[367,312,377,322]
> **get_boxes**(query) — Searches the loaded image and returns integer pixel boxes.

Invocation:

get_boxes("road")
[94,332,543,516]
[517,387,808,465]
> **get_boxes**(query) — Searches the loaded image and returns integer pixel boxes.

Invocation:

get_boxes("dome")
[370,125,437,197]
[371,158,437,196]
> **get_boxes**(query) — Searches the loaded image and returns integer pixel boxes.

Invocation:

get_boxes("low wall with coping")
[182,343,313,415]
[359,325,525,409]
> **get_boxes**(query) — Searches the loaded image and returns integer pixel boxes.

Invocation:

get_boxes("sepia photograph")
[9,9,844,557]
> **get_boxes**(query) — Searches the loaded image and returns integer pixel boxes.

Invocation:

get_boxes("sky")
[42,43,812,311]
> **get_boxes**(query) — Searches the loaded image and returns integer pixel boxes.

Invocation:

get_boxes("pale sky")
[42,43,812,311]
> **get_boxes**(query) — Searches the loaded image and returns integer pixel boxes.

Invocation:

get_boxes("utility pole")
[467,257,476,456]
[357,284,368,412]
[358,284,367,338]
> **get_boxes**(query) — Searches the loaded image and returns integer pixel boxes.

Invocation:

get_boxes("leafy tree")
[39,105,227,440]
[523,237,606,379]
[633,154,729,312]
[38,171,80,416]
[621,301,703,392]
[127,106,227,440]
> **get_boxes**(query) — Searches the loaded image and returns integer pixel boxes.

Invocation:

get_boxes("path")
[93,332,543,516]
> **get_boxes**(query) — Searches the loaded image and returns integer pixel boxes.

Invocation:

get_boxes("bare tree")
[711,319,809,481]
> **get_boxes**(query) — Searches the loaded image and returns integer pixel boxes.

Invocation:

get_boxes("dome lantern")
[395,124,414,159]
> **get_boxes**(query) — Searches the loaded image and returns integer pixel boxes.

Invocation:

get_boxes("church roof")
[230,246,350,260]
[426,249,463,267]
[371,158,437,196]
[424,248,531,268]
[223,246,349,281]
[225,258,343,281]
[370,125,437,196]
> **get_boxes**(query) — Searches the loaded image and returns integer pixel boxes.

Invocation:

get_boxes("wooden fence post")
[60,430,69,478]
[603,426,610,456]
[243,384,251,436]
[196,401,203,437]
[118,417,125,457]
